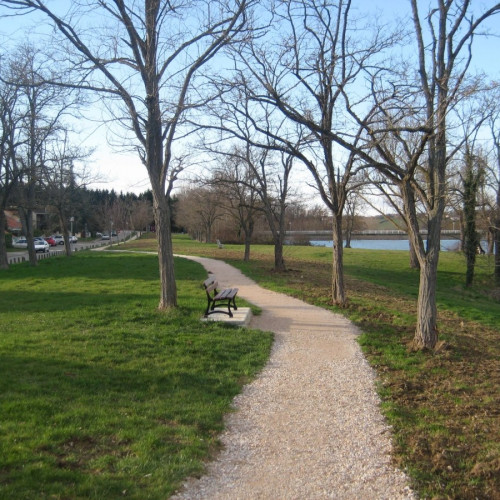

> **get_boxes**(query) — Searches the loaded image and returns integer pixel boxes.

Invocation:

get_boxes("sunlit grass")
[0,252,272,499]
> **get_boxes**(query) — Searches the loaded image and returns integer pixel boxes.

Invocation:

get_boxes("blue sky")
[1,1,499,196]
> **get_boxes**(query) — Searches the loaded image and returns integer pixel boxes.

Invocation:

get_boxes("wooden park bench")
[203,275,238,318]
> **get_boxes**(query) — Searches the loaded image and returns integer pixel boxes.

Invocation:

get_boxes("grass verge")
[0,251,272,499]
[124,233,500,500]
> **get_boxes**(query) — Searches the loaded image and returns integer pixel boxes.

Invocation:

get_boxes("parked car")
[12,237,28,249]
[12,237,49,252]
[45,236,57,246]
[34,238,49,253]
[101,233,110,240]
[52,235,65,245]
[69,235,78,243]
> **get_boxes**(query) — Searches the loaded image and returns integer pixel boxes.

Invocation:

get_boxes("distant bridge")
[353,229,461,236]
[280,229,463,240]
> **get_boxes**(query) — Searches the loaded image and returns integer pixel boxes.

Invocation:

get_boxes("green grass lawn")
[0,251,272,499]
[126,233,499,499]
[4,234,498,499]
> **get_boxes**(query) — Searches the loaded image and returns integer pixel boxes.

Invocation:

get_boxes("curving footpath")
[172,256,415,500]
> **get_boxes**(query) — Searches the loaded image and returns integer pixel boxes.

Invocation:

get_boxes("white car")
[13,237,49,253]
[52,235,77,244]
[12,237,28,249]
[34,238,50,253]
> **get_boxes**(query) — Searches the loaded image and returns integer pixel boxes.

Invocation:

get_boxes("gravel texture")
[172,256,415,499]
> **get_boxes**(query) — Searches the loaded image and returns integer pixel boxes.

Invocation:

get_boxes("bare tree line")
[0,44,85,266]
[0,44,155,265]
[1,0,499,350]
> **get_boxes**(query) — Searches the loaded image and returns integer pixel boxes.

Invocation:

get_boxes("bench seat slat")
[214,288,238,300]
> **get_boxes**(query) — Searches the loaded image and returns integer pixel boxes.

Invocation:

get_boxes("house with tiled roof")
[5,210,22,234]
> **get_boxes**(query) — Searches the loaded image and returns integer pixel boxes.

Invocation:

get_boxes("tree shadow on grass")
[0,335,248,498]
[0,290,160,314]
[2,253,163,282]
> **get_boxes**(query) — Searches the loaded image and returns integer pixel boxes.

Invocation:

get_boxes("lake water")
[310,239,463,252]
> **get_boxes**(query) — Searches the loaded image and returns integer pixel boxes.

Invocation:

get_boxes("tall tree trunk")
[331,214,346,307]
[414,251,439,349]
[495,226,500,283]
[344,223,352,248]
[0,209,9,270]
[495,178,500,283]
[464,178,479,287]
[412,211,443,349]
[411,181,442,351]
[58,213,72,257]
[458,215,465,251]
[244,238,251,261]
[146,68,178,309]
[19,206,37,266]
[465,235,479,287]
[463,158,480,287]
[409,238,420,269]
[243,220,253,262]
[153,193,177,309]
[486,227,494,255]
[273,233,286,271]
[264,207,286,271]
[402,178,441,350]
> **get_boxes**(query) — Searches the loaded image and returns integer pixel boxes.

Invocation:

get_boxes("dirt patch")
[40,435,133,474]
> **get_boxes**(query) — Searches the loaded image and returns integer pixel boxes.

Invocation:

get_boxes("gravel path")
[172,256,415,499]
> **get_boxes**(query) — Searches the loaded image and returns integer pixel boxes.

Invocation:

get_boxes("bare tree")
[454,145,486,286]
[209,147,261,261]
[489,102,500,282]
[0,57,23,269]
[2,45,71,265]
[129,199,153,233]
[176,186,224,243]
[362,171,423,269]
[107,198,131,233]
[42,132,93,255]
[96,200,117,239]
[220,0,393,305]
[218,145,292,271]
[1,0,252,309]
[200,98,296,271]
[255,149,293,272]
[446,93,496,284]
[346,1,500,349]
[343,188,364,250]
[408,1,494,346]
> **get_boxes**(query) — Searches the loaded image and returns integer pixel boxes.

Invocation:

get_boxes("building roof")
[5,210,22,232]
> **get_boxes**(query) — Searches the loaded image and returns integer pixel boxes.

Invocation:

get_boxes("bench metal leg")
[206,299,234,318]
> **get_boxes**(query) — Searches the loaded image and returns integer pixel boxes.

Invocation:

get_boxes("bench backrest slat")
[203,276,218,294]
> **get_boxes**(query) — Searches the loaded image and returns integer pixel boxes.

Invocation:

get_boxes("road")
[7,232,132,265]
